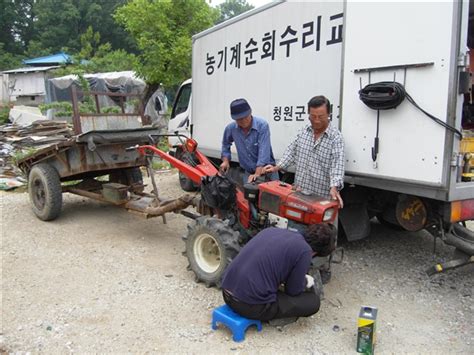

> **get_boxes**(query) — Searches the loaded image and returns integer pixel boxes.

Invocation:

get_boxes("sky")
[209,0,274,10]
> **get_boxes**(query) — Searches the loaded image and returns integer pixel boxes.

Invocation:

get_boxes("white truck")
[168,0,474,272]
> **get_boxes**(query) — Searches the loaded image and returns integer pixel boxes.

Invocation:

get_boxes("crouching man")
[221,224,336,324]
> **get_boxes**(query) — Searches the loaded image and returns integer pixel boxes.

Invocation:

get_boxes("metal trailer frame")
[18,89,154,180]
[17,90,193,220]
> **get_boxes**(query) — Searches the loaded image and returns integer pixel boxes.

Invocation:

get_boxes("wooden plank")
[71,86,82,134]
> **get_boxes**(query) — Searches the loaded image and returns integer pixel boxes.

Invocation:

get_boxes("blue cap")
[230,98,251,120]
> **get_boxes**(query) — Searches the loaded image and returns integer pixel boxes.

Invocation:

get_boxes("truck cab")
[169,78,192,146]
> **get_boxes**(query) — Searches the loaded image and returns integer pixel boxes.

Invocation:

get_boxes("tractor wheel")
[179,171,198,192]
[183,217,241,288]
[28,163,63,221]
[175,148,199,192]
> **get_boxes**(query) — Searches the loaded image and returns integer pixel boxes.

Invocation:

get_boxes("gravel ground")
[1,170,473,353]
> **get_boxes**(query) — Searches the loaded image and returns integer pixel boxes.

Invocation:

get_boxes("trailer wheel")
[110,167,143,192]
[128,167,143,185]
[183,217,241,288]
[28,163,62,221]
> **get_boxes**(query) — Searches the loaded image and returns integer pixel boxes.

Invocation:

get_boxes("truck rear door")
[340,1,465,198]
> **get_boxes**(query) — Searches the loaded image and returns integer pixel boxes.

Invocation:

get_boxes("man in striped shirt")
[264,95,345,207]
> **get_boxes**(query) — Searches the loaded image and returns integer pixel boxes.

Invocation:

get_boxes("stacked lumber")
[0,120,73,189]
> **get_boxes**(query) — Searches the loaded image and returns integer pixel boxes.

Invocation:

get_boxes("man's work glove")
[305,274,315,289]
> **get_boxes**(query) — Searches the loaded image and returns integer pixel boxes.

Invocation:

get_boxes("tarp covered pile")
[46,71,146,107]
[45,71,168,131]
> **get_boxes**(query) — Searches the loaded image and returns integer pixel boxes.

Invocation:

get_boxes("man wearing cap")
[220,98,278,183]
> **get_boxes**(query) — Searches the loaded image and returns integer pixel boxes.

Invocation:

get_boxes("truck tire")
[376,213,404,231]
[183,217,241,288]
[28,163,62,221]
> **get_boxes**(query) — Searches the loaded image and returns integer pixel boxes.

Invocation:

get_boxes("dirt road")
[1,171,473,353]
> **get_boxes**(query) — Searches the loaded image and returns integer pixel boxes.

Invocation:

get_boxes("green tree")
[24,40,53,59]
[52,42,137,77]
[0,44,23,71]
[78,26,102,60]
[84,44,138,73]
[31,0,136,54]
[0,0,34,70]
[32,0,82,53]
[93,0,138,53]
[13,0,36,52]
[216,0,254,24]
[0,0,18,53]
[0,0,138,71]
[115,0,218,88]
[0,0,35,55]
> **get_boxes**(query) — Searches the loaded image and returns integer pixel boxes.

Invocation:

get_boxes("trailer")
[168,0,474,273]
[16,89,199,221]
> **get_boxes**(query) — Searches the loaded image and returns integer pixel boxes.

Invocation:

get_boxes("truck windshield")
[171,84,191,119]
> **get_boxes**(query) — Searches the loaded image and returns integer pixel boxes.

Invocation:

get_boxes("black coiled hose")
[359,81,406,110]
[359,81,463,140]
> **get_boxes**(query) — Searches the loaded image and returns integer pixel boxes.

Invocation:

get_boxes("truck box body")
[169,0,474,247]
[180,0,474,202]
[192,1,343,161]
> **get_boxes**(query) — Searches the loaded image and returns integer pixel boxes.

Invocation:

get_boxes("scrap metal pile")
[0,120,73,190]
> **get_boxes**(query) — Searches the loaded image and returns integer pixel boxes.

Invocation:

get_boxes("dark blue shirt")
[221,227,312,304]
[221,116,276,173]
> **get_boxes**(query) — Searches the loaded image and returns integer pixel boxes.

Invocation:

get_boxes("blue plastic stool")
[211,304,262,342]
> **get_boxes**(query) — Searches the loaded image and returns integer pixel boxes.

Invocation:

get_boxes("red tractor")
[131,137,339,287]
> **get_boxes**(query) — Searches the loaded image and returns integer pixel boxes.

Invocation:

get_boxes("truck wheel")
[28,163,62,221]
[183,217,241,288]
[376,213,404,230]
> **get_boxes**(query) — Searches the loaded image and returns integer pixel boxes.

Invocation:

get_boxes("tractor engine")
[243,180,339,229]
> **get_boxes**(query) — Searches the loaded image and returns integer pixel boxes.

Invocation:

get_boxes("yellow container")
[460,137,474,153]
[357,306,377,355]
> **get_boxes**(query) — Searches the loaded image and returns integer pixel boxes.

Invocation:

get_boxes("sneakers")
[313,270,324,298]
[268,317,298,327]
[320,269,332,285]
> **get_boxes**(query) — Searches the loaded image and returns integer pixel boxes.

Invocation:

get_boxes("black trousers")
[223,288,320,321]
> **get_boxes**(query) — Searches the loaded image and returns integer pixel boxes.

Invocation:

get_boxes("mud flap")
[339,204,371,241]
